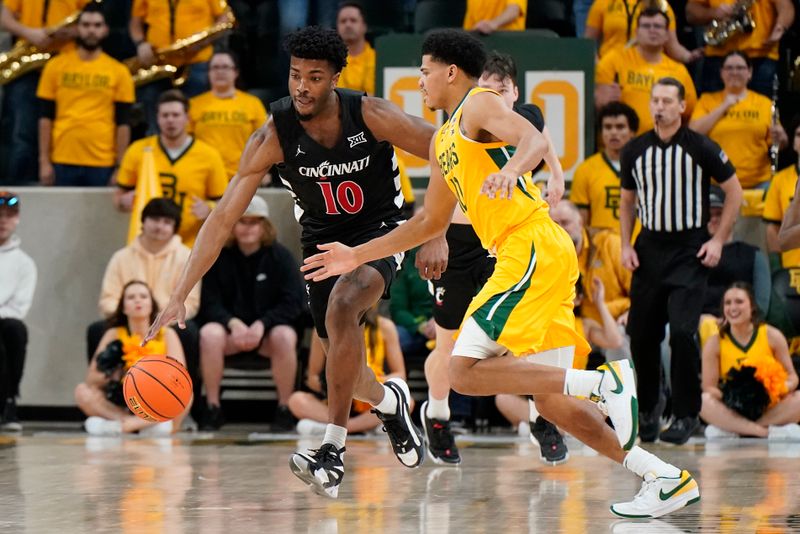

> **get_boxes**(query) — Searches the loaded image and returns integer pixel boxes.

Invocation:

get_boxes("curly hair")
[284,26,348,73]
[421,29,487,80]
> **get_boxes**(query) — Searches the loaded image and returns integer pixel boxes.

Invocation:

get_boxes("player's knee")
[74,382,93,407]
[448,360,478,395]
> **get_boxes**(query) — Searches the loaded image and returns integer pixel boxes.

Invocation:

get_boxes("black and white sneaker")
[530,416,569,466]
[289,443,345,498]
[421,401,461,465]
[373,378,424,468]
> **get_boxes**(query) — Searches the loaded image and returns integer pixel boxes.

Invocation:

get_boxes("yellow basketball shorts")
[461,216,591,359]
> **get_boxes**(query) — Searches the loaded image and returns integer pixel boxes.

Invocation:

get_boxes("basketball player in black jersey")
[145,27,436,498]
[416,51,571,466]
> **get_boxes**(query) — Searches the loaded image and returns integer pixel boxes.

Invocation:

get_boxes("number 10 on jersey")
[317,181,365,215]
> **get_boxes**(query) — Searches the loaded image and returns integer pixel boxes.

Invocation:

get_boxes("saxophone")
[124,15,236,88]
[770,73,779,176]
[703,0,756,46]
[0,0,102,85]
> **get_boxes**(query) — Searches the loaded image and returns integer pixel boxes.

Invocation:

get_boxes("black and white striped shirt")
[621,128,735,234]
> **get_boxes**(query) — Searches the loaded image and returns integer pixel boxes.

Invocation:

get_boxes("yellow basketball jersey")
[718,324,772,377]
[435,86,549,252]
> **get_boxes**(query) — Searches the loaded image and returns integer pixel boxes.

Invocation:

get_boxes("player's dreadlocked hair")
[421,29,487,80]
[284,26,348,73]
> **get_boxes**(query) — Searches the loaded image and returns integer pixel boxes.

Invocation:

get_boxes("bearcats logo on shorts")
[435,286,446,306]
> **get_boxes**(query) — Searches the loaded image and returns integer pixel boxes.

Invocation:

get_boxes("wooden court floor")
[1,428,799,533]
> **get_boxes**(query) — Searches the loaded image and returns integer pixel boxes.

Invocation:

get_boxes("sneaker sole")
[385,378,424,468]
[289,455,339,499]
[610,487,700,519]
[420,401,461,466]
[539,451,569,466]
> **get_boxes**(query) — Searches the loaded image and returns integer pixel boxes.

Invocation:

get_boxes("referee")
[620,77,743,445]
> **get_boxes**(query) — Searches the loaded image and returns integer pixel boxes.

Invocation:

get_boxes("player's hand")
[697,237,723,267]
[144,296,186,344]
[301,242,359,281]
[546,173,564,207]
[621,244,639,271]
[481,170,517,200]
[416,234,448,280]
[190,195,212,220]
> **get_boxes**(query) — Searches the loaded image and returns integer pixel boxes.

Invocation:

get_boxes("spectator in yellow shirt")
[595,8,697,133]
[690,51,787,191]
[585,0,700,63]
[687,0,795,95]
[189,51,268,179]
[464,0,527,33]
[336,2,375,96]
[570,102,638,234]
[129,0,231,133]
[37,5,135,187]
[114,90,228,246]
[0,0,91,184]
[764,121,800,270]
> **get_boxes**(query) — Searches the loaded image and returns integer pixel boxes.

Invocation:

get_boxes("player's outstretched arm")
[362,96,436,159]
[302,137,456,282]
[145,120,282,342]
[462,91,549,201]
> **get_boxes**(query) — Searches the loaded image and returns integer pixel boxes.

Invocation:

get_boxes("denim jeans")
[1,72,40,184]
[53,164,115,187]
[572,0,594,37]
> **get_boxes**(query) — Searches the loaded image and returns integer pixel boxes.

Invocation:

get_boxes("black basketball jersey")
[270,89,404,248]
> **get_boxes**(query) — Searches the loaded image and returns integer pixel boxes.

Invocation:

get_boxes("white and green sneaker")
[594,360,638,451]
[611,470,700,519]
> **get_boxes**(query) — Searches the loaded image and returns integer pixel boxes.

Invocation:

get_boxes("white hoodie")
[0,234,37,320]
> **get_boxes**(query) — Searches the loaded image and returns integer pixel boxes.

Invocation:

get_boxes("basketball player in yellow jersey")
[303,29,700,518]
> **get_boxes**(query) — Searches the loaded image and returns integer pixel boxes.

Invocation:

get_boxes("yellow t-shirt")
[689,0,779,60]
[763,165,800,268]
[595,46,697,133]
[188,90,267,178]
[570,151,624,231]
[131,0,228,64]
[435,86,548,252]
[3,0,90,52]
[338,42,375,96]
[463,0,527,31]
[37,50,135,167]
[117,136,228,246]
[586,0,676,58]
[691,90,772,189]
[575,229,631,323]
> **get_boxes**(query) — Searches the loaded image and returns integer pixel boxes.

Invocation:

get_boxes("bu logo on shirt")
[347,131,367,148]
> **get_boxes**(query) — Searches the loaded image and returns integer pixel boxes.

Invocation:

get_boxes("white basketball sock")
[372,384,398,415]
[322,424,347,450]
[563,369,602,397]
[426,393,450,420]
[623,446,681,479]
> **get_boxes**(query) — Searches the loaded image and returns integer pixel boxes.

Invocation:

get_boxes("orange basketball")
[123,355,192,422]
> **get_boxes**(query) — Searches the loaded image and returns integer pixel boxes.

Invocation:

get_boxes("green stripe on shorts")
[472,243,537,340]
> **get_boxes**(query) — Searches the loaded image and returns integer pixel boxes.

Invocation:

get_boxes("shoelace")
[375,412,410,445]
[633,477,658,501]
[309,446,342,467]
